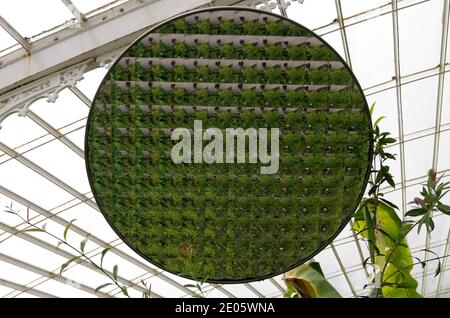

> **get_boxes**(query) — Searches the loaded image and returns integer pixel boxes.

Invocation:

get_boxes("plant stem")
[381,255,450,286]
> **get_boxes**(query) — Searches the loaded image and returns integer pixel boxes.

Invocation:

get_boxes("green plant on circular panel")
[86,7,372,282]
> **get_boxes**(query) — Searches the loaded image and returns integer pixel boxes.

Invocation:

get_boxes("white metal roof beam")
[391,0,407,218]
[0,0,211,95]
[335,0,352,69]
[61,0,87,24]
[0,252,112,298]
[0,221,162,298]
[0,142,98,211]
[0,185,201,297]
[0,15,31,53]
[0,277,57,298]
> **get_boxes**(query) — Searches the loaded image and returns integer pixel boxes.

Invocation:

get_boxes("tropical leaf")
[354,200,422,298]
[284,262,342,298]
[63,219,77,241]
[95,283,113,294]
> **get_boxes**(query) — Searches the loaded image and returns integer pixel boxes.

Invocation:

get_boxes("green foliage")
[265,43,285,60]
[242,43,263,60]
[265,21,285,36]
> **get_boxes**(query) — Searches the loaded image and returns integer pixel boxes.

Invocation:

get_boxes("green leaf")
[60,256,80,275]
[183,284,197,288]
[437,202,450,215]
[383,137,397,144]
[384,173,396,189]
[427,217,435,232]
[405,208,426,217]
[435,260,441,277]
[373,116,385,127]
[354,201,422,298]
[22,228,45,233]
[284,262,342,298]
[369,102,376,115]
[100,247,110,268]
[63,219,77,241]
[80,238,88,253]
[95,283,113,294]
[121,286,129,297]
[113,265,118,281]
[379,198,399,210]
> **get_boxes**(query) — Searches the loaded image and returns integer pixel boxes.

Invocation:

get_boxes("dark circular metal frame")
[85,6,374,284]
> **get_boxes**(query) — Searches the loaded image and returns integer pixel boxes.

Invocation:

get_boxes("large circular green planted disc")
[86,7,373,282]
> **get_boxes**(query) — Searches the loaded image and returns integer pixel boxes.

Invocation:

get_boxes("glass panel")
[334,240,363,268]
[0,159,74,210]
[71,0,116,14]
[314,247,341,276]
[404,135,434,181]
[401,76,439,135]
[398,0,444,76]
[322,30,345,60]
[36,279,95,298]
[440,73,450,126]
[0,27,17,52]
[22,139,91,194]
[0,261,42,286]
[340,0,390,18]
[346,14,395,89]
[0,1,73,38]
[327,274,352,296]
[438,130,450,172]
[75,67,108,102]
[366,88,399,138]
[29,88,89,130]
[65,128,86,151]
[0,115,48,149]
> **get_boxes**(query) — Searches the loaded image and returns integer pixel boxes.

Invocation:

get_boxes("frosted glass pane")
[0,1,73,38]
[398,0,444,76]
[347,14,395,89]
[404,135,434,181]
[402,76,438,135]
[341,0,390,18]
[287,0,337,30]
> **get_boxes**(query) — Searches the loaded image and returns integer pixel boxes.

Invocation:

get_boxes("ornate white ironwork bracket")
[249,0,304,13]
[0,59,97,128]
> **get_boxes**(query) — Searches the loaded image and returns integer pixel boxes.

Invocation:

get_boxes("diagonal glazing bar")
[0,185,201,297]
[61,0,87,24]
[330,243,357,297]
[69,86,92,108]
[26,111,84,159]
[0,142,97,211]
[0,15,30,52]
[0,222,162,298]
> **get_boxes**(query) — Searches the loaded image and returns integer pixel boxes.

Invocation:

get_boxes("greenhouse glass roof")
[0,0,449,298]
